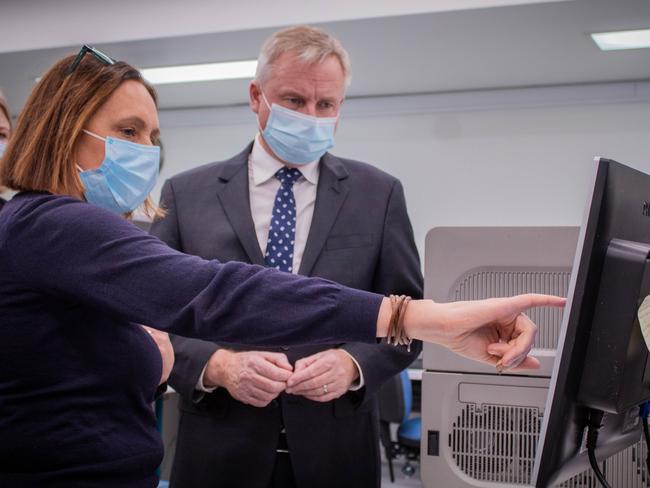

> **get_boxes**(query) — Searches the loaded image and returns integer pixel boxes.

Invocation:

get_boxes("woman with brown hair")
[0,45,563,487]
[0,90,12,208]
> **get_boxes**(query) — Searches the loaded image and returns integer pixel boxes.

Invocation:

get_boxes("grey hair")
[255,25,351,90]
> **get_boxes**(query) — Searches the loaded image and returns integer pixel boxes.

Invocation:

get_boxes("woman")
[0,90,11,209]
[0,47,563,487]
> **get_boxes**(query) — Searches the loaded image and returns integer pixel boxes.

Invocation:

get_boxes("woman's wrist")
[376,297,392,338]
[377,297,447,345]
[402,299,445,344]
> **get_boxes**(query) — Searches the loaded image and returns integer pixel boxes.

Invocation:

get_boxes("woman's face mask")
[258,93,338,165]
[77,129,160,214]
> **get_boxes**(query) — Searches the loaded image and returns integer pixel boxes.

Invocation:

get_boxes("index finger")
[256,358,293,382]
[506,294,566,313]
[287,359,327,388]
[259,351,293,371]
[294,353,321,372]
[477,294,564,325]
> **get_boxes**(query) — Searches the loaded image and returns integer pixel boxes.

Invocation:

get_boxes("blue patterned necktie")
[264,167,302,273]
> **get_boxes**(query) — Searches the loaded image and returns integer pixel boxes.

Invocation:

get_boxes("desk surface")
[408,356,423,381]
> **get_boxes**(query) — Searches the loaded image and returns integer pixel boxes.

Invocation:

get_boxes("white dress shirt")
[248,134,319,273]
[196,135,363,392]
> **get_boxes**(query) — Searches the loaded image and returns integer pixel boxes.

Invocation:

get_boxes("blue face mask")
[0,141,6,159]
[259,93,338,165]
[78,130,160,214]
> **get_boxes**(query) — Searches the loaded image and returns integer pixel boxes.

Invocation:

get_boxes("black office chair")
[378,369,421,482]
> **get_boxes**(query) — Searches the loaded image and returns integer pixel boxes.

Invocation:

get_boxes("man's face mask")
[258,92,338,165]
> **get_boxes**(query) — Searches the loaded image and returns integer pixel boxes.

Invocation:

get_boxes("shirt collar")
[249,134,320,186]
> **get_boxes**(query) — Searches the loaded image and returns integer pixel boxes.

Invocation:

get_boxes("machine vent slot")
[449,402,648,486]
[556,440,649,487]
[450,404,541,484]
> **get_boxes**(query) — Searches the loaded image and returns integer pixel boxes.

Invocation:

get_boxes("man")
[151,25,423,488]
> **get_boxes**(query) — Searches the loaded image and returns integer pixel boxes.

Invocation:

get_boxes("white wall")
[155,95,650,261]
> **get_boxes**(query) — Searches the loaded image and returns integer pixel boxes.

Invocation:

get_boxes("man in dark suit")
[151,25,423,488]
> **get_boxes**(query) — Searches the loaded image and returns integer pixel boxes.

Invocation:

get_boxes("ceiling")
[1,0,649,115]
[0,0,571,54]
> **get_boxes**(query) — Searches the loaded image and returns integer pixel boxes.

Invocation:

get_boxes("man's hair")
[255,25,351,89]
[0,52,162,218]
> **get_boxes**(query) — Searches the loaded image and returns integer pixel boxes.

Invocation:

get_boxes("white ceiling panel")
[0,0,648,114]
[0,0,571,53]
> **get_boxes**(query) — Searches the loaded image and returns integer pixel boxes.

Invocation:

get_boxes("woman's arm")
[3,194,564,365]
[2,194,381,346]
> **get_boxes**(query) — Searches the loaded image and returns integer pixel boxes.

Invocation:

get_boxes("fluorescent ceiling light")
[591,29,650,51]
[141,60,257,85]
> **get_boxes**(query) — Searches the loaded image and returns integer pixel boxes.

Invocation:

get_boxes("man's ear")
[249,81,261,114]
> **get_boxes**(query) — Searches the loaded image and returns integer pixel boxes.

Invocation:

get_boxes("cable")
[587,446,610,488]
[586,408,611,488]
[642,417,650,476]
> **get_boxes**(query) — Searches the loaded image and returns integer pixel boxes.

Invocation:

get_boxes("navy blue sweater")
[0,192,382,487]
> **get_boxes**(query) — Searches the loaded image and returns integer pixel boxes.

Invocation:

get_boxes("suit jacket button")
[280,346,290,351]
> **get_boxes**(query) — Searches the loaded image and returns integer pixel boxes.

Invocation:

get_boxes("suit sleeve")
[150,179,222,401]
[340,179,424,404]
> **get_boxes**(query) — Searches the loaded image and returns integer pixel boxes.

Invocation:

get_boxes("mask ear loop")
[260,92,272,111]
[78,130,107,173]
[256,90,273,134]
[82,129,106,142]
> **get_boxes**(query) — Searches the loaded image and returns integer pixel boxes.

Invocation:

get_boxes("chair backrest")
[378,369,411,424]
[400,370,412,422]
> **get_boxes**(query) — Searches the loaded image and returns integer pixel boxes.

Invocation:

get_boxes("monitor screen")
[533,158,650,486]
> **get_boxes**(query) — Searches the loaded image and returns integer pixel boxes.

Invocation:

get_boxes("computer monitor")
[533,158,650,487]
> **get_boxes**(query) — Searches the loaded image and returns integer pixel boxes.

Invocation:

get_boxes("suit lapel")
[216,143,265,266]
[299,154,350,276]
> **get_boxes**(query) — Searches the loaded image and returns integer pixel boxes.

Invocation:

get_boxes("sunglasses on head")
[65,45,116,75]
